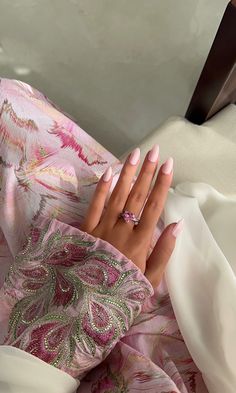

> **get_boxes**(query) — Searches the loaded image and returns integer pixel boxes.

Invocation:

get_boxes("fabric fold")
[0,345,78,393]
[164,182,236,393]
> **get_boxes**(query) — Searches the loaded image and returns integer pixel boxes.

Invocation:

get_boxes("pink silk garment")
[0,78,208,393]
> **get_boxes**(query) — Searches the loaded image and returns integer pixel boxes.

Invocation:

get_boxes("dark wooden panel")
[185,1,236,124]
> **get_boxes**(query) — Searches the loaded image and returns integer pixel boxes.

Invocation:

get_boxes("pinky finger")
[81,167,113,233]
[145,219,184,288]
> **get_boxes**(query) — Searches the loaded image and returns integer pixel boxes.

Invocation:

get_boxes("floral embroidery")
[3,219,153,378]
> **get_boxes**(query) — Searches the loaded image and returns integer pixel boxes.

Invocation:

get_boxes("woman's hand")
[81,144,184,288]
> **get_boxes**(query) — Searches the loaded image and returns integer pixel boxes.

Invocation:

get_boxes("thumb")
[145,219,184,288]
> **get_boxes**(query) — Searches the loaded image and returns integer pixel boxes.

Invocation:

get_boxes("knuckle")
[121,166,130,179]
[155,180,167,194]
[146,199,160,211]
[158,173,171,187]
[92,203,102,213]
[160,236,174,256]
[110,193,123,206]
[130,191,144,204]
[96,186,107,197]
[96,181,109,194]
[143,166,155,176]
[162,245,172,258]
[133,234,147,249]
[133,235,150,254]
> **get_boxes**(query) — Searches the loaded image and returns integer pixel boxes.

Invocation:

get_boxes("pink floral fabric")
[2,218,153,379]
[0,78,208,392]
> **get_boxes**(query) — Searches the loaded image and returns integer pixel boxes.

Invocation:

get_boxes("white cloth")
[0,346,79,393]
[120,104,236,196]
[120,103,236,392]
[164,182,236,393]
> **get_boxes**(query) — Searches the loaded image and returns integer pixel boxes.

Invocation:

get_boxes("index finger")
[135,157,173,240]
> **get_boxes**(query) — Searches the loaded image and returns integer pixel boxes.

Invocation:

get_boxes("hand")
[81,144,184,288]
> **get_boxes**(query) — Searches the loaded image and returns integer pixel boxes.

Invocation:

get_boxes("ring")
[119,210,140,225]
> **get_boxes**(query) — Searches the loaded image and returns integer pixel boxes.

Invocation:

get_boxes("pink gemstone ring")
[119,210,140,225]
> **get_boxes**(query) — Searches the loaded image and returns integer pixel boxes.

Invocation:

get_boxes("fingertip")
[161,157,174,175]
[171,218,184,238]
[128,147,141,166]
[102,166,113,182]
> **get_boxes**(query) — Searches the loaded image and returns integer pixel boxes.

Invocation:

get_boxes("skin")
[81,147,177,289]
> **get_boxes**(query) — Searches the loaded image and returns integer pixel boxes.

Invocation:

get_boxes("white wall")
[0,0,229,156]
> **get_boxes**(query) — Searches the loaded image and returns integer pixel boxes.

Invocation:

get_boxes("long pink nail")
[162,157,173,174]
[172,218,184,238]
[147,144,159,162]
[102,166,112,182]
[129,147,140,165]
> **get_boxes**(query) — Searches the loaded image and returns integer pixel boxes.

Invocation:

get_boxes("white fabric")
[164,182,236,393]
[120,104,236,392]
[0,346,79,393]
[120,104,236,196]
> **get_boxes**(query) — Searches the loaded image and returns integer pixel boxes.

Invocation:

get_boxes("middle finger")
[122,144,159,221]
[103,147,141,225]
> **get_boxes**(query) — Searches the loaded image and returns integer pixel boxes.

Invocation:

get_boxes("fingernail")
[172,218,184,238]
[129,147,140,166]
[162,157,173,175]
[147,144,159,163]
[102,166,112,182]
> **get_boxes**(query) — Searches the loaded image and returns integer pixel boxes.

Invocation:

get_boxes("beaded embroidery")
[3,219,153,378]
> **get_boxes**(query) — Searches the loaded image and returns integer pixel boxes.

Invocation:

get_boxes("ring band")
[119,210,140,225]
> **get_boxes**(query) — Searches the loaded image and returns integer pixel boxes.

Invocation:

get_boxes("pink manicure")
[172,218,184,238]
[147,144,159,162]
[162,157,173,174]
[129,147,140,165]
[102,166,112,182]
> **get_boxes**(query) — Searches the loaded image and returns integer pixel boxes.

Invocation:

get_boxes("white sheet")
[120,104,236,196]
[0,346,79,393]
[164,182,236,393]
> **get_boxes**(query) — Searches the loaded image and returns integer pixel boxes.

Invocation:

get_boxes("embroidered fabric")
[0,77,209,392]
[2,218,154,380]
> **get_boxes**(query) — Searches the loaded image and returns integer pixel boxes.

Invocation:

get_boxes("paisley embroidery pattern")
[3,219,153,378]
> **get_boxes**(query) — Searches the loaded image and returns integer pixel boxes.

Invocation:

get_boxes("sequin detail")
[3,219,153,378]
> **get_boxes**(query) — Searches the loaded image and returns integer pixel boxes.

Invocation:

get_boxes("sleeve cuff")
[3,218,154,380]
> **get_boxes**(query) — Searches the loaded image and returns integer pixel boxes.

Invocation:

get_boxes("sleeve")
[1,218,154,384]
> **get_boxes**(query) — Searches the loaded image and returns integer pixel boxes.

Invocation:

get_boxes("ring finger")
[136,157,174,240]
